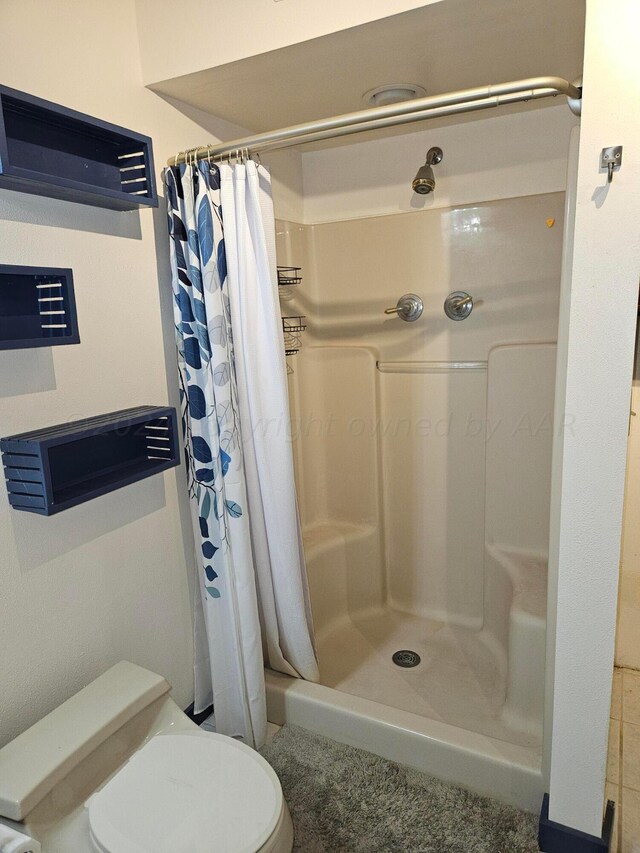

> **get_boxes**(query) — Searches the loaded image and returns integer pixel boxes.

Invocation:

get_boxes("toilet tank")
[0,662,175,821]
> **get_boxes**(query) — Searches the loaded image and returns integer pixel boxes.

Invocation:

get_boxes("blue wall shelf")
[0,264,79,350]
[0,85,158,210]
[1,406,179,515]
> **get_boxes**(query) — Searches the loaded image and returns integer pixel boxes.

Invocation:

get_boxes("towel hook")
[601,146,623,183]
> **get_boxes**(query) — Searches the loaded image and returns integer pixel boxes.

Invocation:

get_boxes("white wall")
[134,0,442,86]
[617,368,640,669]
[0,0,304,747]
[301,105,577,223]
[545,0,640,837]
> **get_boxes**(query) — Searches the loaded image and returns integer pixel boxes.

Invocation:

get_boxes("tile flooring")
[609,667,640,852]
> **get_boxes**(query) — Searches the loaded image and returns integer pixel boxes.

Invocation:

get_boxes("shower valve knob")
[384,293,424,322]
[444,291,473,321]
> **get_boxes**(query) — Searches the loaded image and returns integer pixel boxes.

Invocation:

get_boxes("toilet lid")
[88,732,282,853]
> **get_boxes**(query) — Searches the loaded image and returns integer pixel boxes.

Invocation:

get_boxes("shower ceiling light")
[363,83,427,108]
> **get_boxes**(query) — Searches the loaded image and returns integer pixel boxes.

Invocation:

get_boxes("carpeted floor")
[260,725,540,853]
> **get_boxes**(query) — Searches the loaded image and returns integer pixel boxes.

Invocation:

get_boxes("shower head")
[412,164,435,195]
[412,146,443,195]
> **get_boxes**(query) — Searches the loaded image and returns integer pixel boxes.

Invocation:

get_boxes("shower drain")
[392,649,421,668]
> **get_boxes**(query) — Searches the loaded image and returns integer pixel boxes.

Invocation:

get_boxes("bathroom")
[0,0,638,851]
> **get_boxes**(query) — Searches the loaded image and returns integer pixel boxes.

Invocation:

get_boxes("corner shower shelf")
[1,406,179,515]
[277,266,302,286]
[282,315,306,356]
[0,85,158,210]
[0,264,79,350]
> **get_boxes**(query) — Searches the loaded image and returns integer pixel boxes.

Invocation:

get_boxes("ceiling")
[150,0,585,139]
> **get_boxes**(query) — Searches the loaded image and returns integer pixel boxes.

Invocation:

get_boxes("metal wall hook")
[601,146,623,183]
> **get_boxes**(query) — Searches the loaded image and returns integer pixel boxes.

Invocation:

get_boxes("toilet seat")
[88,731,283,853]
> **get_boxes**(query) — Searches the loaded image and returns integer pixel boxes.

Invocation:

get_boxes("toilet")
[0,662,293,853]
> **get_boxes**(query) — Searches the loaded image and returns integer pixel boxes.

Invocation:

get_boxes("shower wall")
[277,191,563,631]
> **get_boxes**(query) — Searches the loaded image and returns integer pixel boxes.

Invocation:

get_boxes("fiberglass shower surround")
[272,188,562,810]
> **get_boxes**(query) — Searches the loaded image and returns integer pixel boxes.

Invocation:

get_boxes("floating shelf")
[1,406,179,515]
[0,264,79,350]
[0,85,158,211]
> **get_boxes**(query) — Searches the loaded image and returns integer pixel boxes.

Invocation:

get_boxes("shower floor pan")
[266,525,545,811]
[316,609,539,748]
[266,642,542,812]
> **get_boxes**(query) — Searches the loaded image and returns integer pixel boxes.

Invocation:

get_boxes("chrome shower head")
[412,146,443,195]
[412,163,435,194]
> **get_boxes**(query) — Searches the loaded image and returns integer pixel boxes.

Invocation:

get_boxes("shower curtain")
[165,159,318,749]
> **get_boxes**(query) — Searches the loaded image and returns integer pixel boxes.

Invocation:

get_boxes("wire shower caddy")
[277,265,302,286]
[282,315,307,357]
[277,265,306,371]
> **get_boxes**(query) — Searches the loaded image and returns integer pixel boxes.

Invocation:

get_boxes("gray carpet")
[260,725,540,853]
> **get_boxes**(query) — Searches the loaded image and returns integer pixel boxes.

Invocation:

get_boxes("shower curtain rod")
[167,76,580,166]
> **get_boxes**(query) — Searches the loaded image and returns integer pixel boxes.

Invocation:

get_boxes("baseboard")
[538,794,615,852]
[184,701,214,727]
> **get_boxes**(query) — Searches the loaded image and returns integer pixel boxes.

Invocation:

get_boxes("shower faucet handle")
[384,293,424,322]
[444,291,474,321]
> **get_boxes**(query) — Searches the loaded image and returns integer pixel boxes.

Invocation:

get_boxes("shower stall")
[269,188,565,810]
[153,0,639,835]
[164,61,584,813]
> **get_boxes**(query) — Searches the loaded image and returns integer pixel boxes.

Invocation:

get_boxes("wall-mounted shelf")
[1,406,179,515]
[0,85,158,211]
[0,264,79,350]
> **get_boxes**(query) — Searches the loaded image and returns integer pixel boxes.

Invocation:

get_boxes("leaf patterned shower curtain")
[165,159,318,749]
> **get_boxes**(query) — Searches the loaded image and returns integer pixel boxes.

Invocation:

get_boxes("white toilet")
[0,662,293,853]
